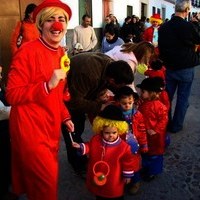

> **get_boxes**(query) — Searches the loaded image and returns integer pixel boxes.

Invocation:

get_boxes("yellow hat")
[150,13,163,25]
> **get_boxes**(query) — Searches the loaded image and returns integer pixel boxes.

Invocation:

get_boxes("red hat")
[150,13,162,25]
[33,0,72,21]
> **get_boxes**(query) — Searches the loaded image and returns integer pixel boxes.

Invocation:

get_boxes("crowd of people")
[1,0,200,199]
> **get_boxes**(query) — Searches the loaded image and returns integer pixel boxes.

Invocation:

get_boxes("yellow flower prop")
[60,54,70,72]
[137,63,148,75]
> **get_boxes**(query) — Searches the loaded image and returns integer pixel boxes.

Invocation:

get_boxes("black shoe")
[168,128,183,134]
[167,123,183,134]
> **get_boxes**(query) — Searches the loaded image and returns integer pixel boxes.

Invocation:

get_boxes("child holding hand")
[72,105,139,200]
[137,77,168,181]
[115,86,148,195]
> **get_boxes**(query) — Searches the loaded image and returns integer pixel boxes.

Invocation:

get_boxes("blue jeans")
[166,68,195,132]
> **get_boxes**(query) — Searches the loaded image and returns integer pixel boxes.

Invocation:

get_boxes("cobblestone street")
[58,67,200,200]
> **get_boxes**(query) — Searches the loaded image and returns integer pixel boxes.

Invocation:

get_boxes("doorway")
[0,0,41,75]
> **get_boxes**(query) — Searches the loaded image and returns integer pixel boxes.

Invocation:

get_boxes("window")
[152,6,156,14]
[127,5,133,17]
[79,0,92,24]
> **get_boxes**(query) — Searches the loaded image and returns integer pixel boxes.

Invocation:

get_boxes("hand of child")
[147,129,157,135]
[124,178,131,184]
[48,69,66,90]
[141,149,148,153]
[72,142,80,148]
[64,119,74,132]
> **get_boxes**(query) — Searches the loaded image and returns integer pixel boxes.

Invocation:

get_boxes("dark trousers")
[0,120,11,198]
[62,111,88,172]
[166,68,194,132]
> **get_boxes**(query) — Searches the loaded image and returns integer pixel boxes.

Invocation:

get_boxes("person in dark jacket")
[0,65,13,200]
[62,52,134,176]
[120,16,133,43]
[158,0,200,133]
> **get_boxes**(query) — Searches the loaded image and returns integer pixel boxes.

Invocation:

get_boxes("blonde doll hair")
[35,7,69,32]
[92,116,128,135]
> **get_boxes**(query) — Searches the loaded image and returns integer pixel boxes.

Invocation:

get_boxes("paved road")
[58,67,200,200]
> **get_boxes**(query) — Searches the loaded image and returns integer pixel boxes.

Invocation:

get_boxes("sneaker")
[129,182,141,195]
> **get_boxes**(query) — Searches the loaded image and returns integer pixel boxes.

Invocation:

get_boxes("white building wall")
[160,1,175,19]
[112,0,140,26]
[148,0,174,19]
[92,0,103,28]
[191,6,200,13]
[62,0,200,29]
[63,0,103,28]
[62,0,79,29]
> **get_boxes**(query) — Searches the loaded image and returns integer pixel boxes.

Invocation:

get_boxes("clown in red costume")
[143,14,163,54]
[72,105,139,199]
[6,1,74,200]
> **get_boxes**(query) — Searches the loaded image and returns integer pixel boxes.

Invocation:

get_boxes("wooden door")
[0,0,41,81]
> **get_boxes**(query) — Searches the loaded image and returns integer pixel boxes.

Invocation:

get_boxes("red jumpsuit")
[6,38,71,200]
[10,20,40,56]
[80,134,139,198]
[143,26,154,43]
[138,100,168,155]
[144,67,166,81]
[143,25,160,55]
[131,110,148,153]
[144,68,170,112]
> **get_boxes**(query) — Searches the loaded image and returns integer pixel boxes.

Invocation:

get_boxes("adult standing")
[131,15,142,43]
[10,3,40,56]
[72,14,97,53]
[120,16,133,43]
[62,52,134,176]
[143,13,162,54]
[158,0,200,133]
[6,0,74,200]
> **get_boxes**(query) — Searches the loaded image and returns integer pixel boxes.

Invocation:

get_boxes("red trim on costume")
[39,37,58,51]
